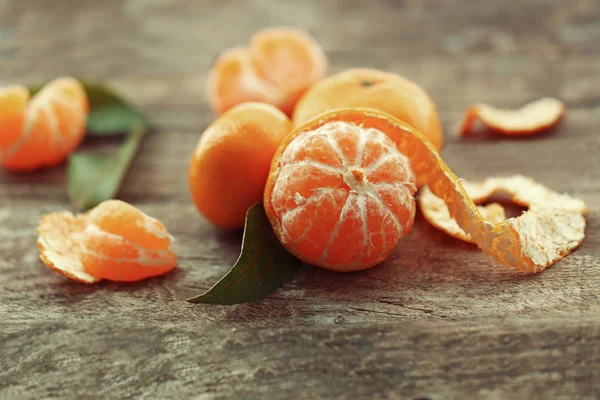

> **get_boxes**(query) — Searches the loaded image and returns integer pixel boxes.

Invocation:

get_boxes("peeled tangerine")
[38,200,177,283]
[265,119,417,271]
[265,108,587,273]
[0,77,88,171]
[459,97,565,136]
[207,27,327,116]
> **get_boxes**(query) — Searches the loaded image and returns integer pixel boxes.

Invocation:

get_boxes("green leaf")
[188,204,301,305]
[67,123,146,210]
[27,81,149,136]
[84,82,149,135]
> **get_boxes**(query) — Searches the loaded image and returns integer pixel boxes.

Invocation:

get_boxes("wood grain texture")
[1,0,599,399]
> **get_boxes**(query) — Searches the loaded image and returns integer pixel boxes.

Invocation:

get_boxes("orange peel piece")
[459,97,565,136]
[420,196,506,244]
[419,175,587,253]
[37,211,100,284]
[272,108,586,273]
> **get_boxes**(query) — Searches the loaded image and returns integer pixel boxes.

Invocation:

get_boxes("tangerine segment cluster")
[419,175,587,244]
[0,77,88,171]
[266,120,417,271]
[81,200,177,282]
[207,27,327,116]
[292,68,443,152]
[267,108,586,273]
[459,97,565,136]
[38,200,177,283]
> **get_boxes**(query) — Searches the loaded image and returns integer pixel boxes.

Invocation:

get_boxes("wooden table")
[2,1,599,398]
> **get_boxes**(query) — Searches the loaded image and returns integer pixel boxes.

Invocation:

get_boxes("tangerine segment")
[86,199,172,251]
[266,108,586,273]
[37,200,177,283]
[189,102,292,229]
[37,211,100,284]
[459,97,565,136]
[0,85,29,152]
[207,27,327,116]
[249,27,327,113]
[419,175,587,244]
[0,77,89,171]
[267,120,417,271]
[206,47,284,116]
[81,200,177,282]
[292,68,443,152]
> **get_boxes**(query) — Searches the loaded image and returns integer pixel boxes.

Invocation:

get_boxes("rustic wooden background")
[1,0,599,398]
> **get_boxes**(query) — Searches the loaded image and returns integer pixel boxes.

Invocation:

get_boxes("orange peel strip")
[286,108,586,273]
[420,196,506,244]
[459,97,565,136]
[37,211,100,284]
[419,175,587,246]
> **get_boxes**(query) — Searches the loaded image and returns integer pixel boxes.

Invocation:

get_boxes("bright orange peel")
[419,175,587,246]
[266,108,587,273]
[38,211,100,284]
[419,196,506,244]
[37,200,177,283]
[459,97,565,136]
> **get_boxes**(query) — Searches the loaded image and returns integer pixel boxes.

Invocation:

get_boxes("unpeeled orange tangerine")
[189,102,292,229]
[207,27,327,116]
[0,77,88,171]
[292,68,443,151]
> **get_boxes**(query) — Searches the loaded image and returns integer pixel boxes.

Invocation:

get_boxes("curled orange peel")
[419,196,506,244]
[419,176,587,251]
[459,97,565,136]
[284,108,586,273]
[37,211,100,284]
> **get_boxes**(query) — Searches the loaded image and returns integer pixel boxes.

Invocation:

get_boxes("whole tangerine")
[189,102,292,229]
[292,68,443,151]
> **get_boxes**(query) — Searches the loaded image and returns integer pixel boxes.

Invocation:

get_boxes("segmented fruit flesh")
[268,120,417,271]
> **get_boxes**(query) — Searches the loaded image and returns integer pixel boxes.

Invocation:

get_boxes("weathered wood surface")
[1,0,599,398]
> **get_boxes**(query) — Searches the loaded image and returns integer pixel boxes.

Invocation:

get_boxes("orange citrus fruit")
[264,113,417,271]
[0,77,88,171]
[266,108,585,273]
[38,200,177,283]
[292,68,443,151]
[207,27,327,116]
[189,102,292,229]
